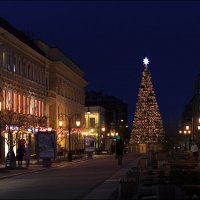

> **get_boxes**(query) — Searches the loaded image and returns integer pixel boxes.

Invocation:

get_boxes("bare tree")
[0,110,27,153]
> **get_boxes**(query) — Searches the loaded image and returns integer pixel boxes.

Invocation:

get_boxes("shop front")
[2,127,35,160]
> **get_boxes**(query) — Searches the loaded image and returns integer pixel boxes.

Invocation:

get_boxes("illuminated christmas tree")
[130,57,165,144]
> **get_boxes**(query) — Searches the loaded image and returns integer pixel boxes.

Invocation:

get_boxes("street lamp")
[59,120,63,128]
[87,107,90,129]
[58,118,68,159]
[57,114,75,161]
[179,126,191,151]
[101,127,105,152]
[185,117,200,142]
[75,120,81,155]
[67,115,72,161]
[96,126,106,155]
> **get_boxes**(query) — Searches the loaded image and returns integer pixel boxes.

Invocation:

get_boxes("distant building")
[179,74,200,148]
[85,91,129,143]
[84,105,105,152]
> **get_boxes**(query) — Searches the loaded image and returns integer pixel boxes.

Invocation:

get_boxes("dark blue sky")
[1,1,200,133]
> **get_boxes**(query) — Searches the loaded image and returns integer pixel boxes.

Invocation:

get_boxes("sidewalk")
[0,153,117,180]
[83,153,143,200]
[0,154,90,180]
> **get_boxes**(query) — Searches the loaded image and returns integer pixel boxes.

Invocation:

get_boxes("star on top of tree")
[143,57,149,66]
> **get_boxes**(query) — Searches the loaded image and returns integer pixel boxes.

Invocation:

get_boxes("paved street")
[0,153,141,199]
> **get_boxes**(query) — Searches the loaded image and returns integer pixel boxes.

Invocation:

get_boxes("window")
[41,101,44,117]
[13,92,17,112]
[27,96,30,115]
[7,54,11,71]
[13,56,16,73]
[90,118,95,128]
[18,57,22,75]
[22,60,25,76]
[2,90,5,110]
[38,100,41,117]
[2,51,6,67]
[18,94,21,113]
[34,99,38,116]
[30,97,34,115]
[23,95,26,114]
[6,91,12,110]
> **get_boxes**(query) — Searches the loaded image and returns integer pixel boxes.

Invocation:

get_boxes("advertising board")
[85,136,96,152]
[37,131,56,158]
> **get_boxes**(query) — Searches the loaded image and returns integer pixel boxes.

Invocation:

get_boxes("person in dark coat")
[16,144,25,168]
[115,139,124,165]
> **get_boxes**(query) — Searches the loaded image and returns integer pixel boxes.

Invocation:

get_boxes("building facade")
[85,91,129,145]
[0,17,87,161]
[36,40,87,155]
[84,106,105,152]
[179,74,200,150]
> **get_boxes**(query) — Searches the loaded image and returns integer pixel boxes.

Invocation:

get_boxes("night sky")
[1,1,200,134]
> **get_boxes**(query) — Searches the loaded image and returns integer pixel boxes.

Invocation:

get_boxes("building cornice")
[0,27,49,66]
[50,61,88,88]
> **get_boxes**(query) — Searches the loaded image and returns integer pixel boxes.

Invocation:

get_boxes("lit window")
[23,95,26,114]
[2,90,5,110]
[38,100,41,117]
[27,96,30,114]
[30,97,34,115]
[90,118,95,128]
[6,91,11,110]
[34,99,37,116]
[41,101,44,117]
[18,94,21,113]
[14,92,17,112]
[10,91,12,110]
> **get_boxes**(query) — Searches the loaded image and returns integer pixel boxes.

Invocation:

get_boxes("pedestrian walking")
[16,144,25,168]
[116,138,124,165]
[109,142,115,155]
[191,142,199,160]
[25,143,31,167]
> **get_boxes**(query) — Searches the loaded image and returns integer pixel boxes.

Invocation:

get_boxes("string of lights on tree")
[129,57,165,144]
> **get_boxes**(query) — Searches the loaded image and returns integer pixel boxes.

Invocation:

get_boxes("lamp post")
[101,127,105,151]
[67,115,72,161]
[179,126,191,151]
[99,127,105,153]
[76,120,80,155]
[59,120,63,129]
[58,114,79,161]
[4,110,18,169]
[185,117,200,143]
[187,117,200,142]
[97,126,105,155]
[87,107,90,129]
